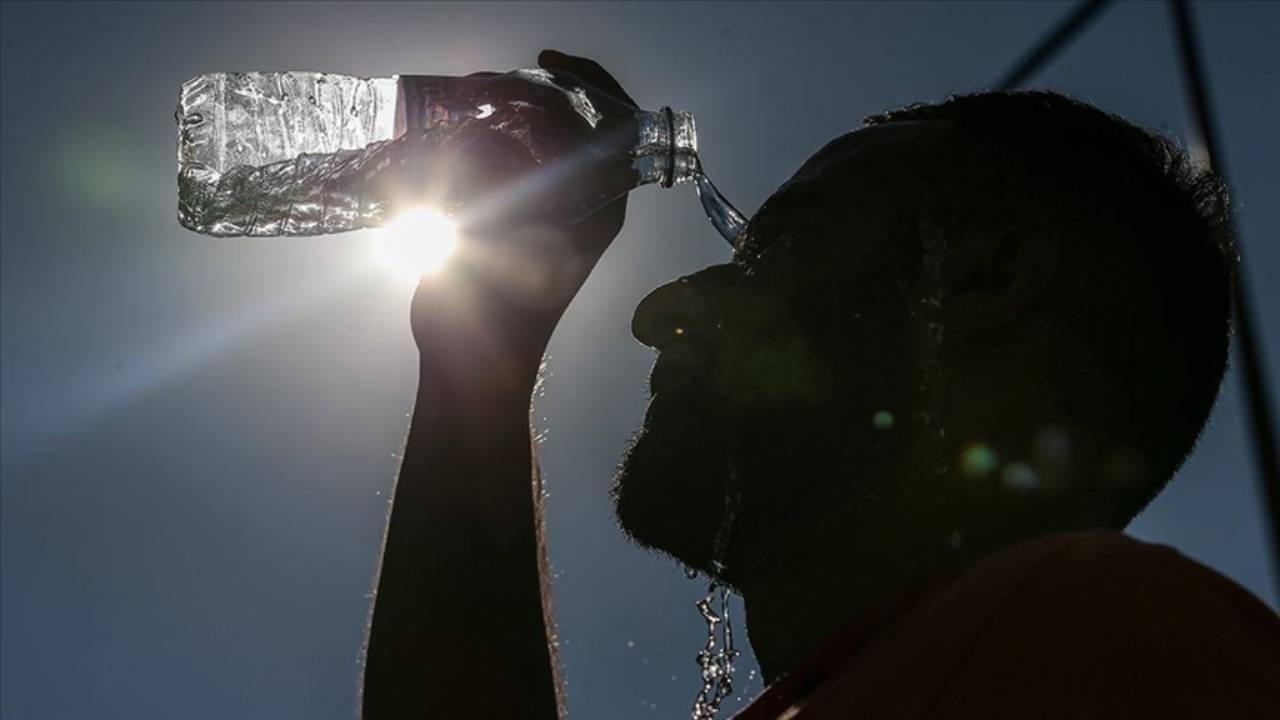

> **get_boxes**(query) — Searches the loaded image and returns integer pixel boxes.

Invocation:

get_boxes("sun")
[374,207,460,282]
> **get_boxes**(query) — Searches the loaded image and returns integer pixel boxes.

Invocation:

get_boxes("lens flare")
[374,207,459,282]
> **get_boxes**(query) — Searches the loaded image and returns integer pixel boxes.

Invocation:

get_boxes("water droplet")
[926,321,944,347]
[684,566,699,580]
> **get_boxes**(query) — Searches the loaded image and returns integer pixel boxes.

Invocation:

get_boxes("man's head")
[613,91,1235,585]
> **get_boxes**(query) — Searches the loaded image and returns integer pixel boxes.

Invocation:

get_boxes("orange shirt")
[734,530,1280,719]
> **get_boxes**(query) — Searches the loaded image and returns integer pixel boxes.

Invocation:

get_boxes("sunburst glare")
[374,207,460,282]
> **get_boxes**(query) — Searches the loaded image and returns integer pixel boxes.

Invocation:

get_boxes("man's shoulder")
[951,529,1279,643]
[917,529,1280,716]
[970,529,1274,620]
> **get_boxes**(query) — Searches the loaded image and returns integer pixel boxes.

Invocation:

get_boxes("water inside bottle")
[177,70,749,242]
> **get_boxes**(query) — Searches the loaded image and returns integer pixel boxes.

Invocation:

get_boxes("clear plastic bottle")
[175,69,725,237]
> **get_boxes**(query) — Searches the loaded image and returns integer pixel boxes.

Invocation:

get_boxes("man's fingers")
[537,49,637,107]
[533,50,631,256]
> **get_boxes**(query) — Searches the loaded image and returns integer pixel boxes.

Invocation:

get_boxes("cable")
[997,0,1115,90]
[1169,0,1280,598]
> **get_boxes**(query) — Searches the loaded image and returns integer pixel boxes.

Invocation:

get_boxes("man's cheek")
[716,337,834,412]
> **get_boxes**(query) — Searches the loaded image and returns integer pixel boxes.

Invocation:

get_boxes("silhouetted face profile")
[613,92,1235,586]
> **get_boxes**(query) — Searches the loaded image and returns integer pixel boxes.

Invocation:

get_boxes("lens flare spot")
[375,207,459,282]
[1002,462,1039,490]
[960,443,998,478]
[872,410,894,430]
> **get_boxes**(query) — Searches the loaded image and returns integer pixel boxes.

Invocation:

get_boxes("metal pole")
[1169,0,1280,598]
[997,0,1115,90]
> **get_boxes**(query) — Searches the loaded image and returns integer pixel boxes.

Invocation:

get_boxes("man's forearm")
[361,358,559,719]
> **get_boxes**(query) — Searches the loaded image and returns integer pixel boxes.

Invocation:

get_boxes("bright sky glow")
[374,207,460,282]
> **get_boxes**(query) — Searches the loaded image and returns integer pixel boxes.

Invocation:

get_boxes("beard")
[612,359,909,585]
[611,383,738,574]
[611,383,862,584]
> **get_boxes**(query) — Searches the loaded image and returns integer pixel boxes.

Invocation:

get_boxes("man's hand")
[410,50,638,387]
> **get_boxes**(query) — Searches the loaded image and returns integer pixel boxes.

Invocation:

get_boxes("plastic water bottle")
[175,69,744,240]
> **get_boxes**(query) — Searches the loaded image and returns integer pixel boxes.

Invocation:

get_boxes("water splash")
[690,462,742,720]
[692,580,738,720]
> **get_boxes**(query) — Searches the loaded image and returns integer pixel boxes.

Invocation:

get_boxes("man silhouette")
[360,51,1280,718]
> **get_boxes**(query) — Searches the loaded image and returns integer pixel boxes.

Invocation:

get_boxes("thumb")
[537,49,637,107]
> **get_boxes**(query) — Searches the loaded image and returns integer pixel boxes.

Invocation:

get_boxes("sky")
[2,2,1277,718]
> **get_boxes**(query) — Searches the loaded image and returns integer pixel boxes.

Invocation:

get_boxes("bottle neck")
[634,107,699,188]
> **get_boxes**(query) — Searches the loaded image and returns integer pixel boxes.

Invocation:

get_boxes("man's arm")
[359,50,638,719]
[361,297,560,718]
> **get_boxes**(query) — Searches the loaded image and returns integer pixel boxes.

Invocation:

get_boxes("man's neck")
[737,482,1014,682]
[740,535,952,681]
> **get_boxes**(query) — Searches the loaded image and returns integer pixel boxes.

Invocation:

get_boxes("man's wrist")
[418,338,543,402]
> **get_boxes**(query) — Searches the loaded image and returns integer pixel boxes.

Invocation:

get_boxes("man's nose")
[631,263,742,349]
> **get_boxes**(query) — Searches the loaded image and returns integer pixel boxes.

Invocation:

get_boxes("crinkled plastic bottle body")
[177,72,399,236]
[178,72,398,172]
[177,140,402,237]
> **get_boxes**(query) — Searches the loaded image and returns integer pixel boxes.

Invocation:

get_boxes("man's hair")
[861,91,1237,525]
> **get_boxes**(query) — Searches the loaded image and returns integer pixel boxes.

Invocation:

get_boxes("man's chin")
[611,403,733,571]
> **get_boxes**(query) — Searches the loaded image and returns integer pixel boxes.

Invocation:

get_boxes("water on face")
[690,465,742,720]
[913,218,949,469]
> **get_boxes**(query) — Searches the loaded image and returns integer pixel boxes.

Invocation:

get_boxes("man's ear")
[938,221,1062,341]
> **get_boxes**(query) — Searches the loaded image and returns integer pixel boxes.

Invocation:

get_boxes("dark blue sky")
[2,2,1277,718]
